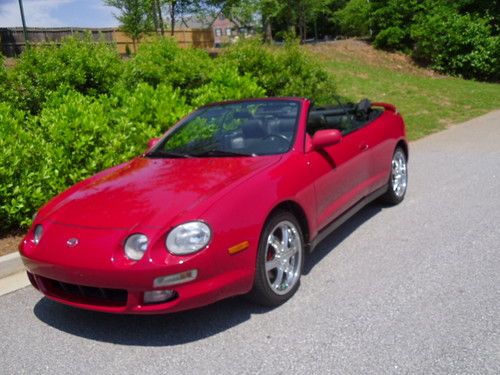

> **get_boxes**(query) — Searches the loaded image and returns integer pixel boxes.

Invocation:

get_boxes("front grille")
[37,275,127,307]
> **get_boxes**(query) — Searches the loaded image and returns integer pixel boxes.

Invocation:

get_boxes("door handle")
[359,143,369,151]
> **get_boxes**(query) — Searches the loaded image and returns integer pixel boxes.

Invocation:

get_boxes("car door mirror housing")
[311,129,342,150]
[147,137,160,149]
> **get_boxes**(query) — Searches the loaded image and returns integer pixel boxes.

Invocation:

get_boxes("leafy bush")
[373,27,408,51]
[5,34,122,114]
[190,64,265,107]
[411,8,500,80]
[221,39,337,104]
[114,82,191,132]
[0,103,48,230]
[0,53,6,83]
[125,37,213,97]
[220,39,279,93]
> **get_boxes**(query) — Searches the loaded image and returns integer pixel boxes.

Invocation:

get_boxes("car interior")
[307,98,384,137]
[223,104,299,154]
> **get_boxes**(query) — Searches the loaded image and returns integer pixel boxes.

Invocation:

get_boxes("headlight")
[33,225,43,245]
[124,233,148,260]
[166,221,211,255]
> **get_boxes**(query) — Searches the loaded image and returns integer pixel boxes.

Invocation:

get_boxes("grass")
[307,41,500,140]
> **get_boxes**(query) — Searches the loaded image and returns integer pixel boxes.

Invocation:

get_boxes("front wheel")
[248,211,305,306]
[381,147,408,205]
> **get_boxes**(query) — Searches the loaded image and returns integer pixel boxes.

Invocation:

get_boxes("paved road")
[1,111,499,374]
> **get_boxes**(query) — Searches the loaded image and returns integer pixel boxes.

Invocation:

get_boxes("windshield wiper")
[194,150,254,158]
[146,150,192,158]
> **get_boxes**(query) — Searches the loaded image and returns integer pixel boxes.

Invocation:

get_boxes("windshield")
[148,100,300,158]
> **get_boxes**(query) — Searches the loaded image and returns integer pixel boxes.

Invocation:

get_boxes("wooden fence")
[113,29,213,53]
[0,27,214,57]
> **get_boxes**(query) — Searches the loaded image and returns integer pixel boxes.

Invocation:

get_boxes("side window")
[308,108,384,136]
[325,114,354,134]
[346,108,384,134]
[307,111,352,135]
[215,28,222,37]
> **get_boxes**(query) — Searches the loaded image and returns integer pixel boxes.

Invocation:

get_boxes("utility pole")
[18,0,29,45]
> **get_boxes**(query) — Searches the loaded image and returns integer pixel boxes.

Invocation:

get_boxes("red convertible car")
[20,97,408,314]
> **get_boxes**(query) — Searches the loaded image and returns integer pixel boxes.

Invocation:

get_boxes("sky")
[0,0,120,28]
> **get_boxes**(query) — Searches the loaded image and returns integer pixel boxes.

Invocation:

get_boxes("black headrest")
[355,98,372,113]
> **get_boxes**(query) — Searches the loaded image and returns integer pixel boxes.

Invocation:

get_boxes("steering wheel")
[262,133,289,142]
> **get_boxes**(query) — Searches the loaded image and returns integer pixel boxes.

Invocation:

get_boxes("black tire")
[248,210,305,307]
[381,147,408,205]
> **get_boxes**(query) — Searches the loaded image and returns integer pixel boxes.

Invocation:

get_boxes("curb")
[0,252,24,279]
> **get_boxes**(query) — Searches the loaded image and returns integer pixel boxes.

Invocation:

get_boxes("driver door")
[306,112,371,231]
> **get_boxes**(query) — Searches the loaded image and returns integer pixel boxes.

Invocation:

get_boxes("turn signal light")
[153,269,198,287]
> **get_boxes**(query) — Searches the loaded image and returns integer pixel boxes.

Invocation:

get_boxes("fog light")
[153,269,198,287]
[33,225,43,245]
[143,290,176,304]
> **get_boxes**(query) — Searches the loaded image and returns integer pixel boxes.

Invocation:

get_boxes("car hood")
[45,155,281,229]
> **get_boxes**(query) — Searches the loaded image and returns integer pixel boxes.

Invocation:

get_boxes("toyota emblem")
[66,238,79,247]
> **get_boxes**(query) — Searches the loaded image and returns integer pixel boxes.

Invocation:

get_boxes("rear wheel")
[249,211,304,306]
[381,147,408,205]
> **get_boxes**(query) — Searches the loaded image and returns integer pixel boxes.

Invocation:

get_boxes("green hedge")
[0,36,337,233]
[411,9,500,81]
[4,35,123,114]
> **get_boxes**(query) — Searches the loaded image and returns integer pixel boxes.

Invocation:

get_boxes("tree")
[206,0,259,29]
[369,0,422,50]
[332,0,370,37]
[208,0,334,41]
[165,1,201,36]
[149,0,165,35]
[105,0,151,52]
[294,0,333,40]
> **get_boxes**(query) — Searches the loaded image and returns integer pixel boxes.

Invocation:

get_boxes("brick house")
[211,14,237,47]
[175,13,253,48]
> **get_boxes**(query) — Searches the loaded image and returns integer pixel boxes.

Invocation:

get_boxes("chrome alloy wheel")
[264,221,303,295]
[391,149,407,198]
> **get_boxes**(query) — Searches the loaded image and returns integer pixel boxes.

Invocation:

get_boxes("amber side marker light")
[228,241,250,255]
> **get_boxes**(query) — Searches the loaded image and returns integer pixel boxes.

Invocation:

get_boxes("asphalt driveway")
[1,111,499,374]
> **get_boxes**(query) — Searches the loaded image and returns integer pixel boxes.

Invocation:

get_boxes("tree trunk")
[170,1,176,37]
[151,0,159,34]
[156,0,165,36]
[262,14,272,43]
[265,21,272,42]
[299,2,307,41]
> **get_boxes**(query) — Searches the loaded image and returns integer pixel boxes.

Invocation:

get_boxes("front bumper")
[19,220,257,314]
[22,255,253,314]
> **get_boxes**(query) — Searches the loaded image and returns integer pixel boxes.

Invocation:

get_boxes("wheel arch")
[396,139,409,161]
[267,200,310,247]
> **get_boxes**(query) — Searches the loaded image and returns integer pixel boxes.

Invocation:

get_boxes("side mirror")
[147,137,160,150]
[311,129,342,150]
